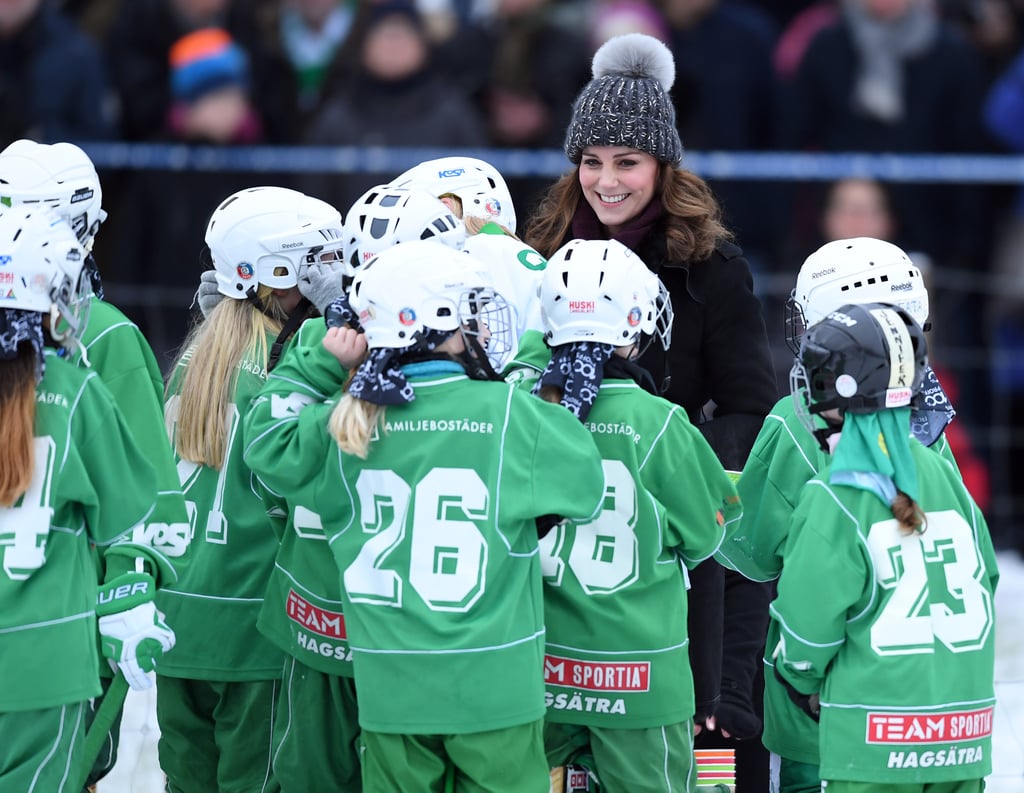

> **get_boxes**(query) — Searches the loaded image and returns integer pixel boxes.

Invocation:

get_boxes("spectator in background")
[0,0,116,147]
[298,1,487,214]
[430,0,592,213]
[104,0,275,366]
[166,27,262,144]
[779,0,995,459]
[656,0,782,283]
[982,49,1024,551]
[229,0,369,144]
[779,0,990,265]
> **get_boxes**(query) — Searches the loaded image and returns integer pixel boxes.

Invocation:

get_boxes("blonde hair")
[328,393,386,459]
[464,215,520,241]
[168,286,289,468]
[0,351,37,506]
[524,163,731,262]
[892,490,927,535]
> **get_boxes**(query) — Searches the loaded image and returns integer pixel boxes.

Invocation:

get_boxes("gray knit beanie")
[565,33,682,166]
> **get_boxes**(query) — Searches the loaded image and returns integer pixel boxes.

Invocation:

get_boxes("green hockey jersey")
[243,318,354,676]
[0,352,158,711]
[157,332,287,680]
[540,380,741,728]
[245,360,606,735]
[69,297,190,572]
[721,395,963,764]
[771,440,998,784]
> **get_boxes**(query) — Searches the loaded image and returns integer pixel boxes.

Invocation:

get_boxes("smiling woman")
[524,31,780,793]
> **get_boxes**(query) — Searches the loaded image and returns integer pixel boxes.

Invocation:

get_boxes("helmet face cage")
[0,207,90,341]
[390,157,517,233]
[787,237,929,354]
[205,187,344,299]
[458,287,518,377]
[645,277,673,355]
[349,240,501,356]
[784,289,806,355]
[49,264,93,343]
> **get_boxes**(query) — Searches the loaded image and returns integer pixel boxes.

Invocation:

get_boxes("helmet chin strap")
[809,407,845,454]
[244,285,267,313]
[268,296,313,372]
[459,329,501,381]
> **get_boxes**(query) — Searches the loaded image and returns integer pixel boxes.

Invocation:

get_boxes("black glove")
[773,664,820,722]
[535,514,563,539]
[714,677,763,740]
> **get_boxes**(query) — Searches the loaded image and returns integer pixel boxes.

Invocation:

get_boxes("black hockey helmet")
[791,302,928,446]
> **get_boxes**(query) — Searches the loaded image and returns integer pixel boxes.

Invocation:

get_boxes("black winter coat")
[633,232,778,725]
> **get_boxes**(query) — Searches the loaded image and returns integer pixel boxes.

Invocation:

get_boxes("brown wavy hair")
[523,163,732,262]
[892,490,927,535]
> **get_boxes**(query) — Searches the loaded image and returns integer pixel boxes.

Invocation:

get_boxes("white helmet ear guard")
[204,186,344,300]
[0,139,106,252]
[341,185,465,276]
[786,237,929,354]
[0,206,91,343]
[539,238,671,353]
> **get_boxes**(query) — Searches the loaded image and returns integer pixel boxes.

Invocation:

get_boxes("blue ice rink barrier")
[78,143,1024,183]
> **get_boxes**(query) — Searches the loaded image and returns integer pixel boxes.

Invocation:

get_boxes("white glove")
[196,269,224,318]
[297,259,345,315]
[97,573,176,690]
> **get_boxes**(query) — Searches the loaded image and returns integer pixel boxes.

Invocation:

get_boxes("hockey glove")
[196,269,224,318]
[297,259,345,315]
[97,572,175,691]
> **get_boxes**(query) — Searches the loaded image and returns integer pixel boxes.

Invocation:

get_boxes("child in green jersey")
[772,302,997,792]
[532,238,742,793]
[245,239,607,793]
[713,238,964,793]
[0,139,193,789]
[0,207,175,792]
[158,186,347,793]
[239,184,476,793]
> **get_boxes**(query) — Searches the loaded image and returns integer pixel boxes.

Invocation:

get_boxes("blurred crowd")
[2,0,1023,546]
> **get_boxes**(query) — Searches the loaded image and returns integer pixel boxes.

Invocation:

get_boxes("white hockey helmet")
[390,156,517,233]
[205,186,344,300]
[341,185,466,277]
[0,206,91,340]
[350,239,518,371]
[0,139,106,252]
[786,237,929,354]
[540,238,672,351]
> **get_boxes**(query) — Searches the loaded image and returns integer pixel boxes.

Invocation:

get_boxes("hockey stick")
[72,672,130,792]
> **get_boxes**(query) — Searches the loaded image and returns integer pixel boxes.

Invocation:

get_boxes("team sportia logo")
[399,307,417,325]
[236,263,254,280]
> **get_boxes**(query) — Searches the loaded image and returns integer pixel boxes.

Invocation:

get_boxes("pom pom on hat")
[169,28,250,103]
[565,33,683,165]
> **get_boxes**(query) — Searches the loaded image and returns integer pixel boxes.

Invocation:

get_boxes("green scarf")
[829,407,919,507]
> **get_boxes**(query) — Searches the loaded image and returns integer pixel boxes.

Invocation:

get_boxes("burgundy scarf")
[570,195,664,253]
